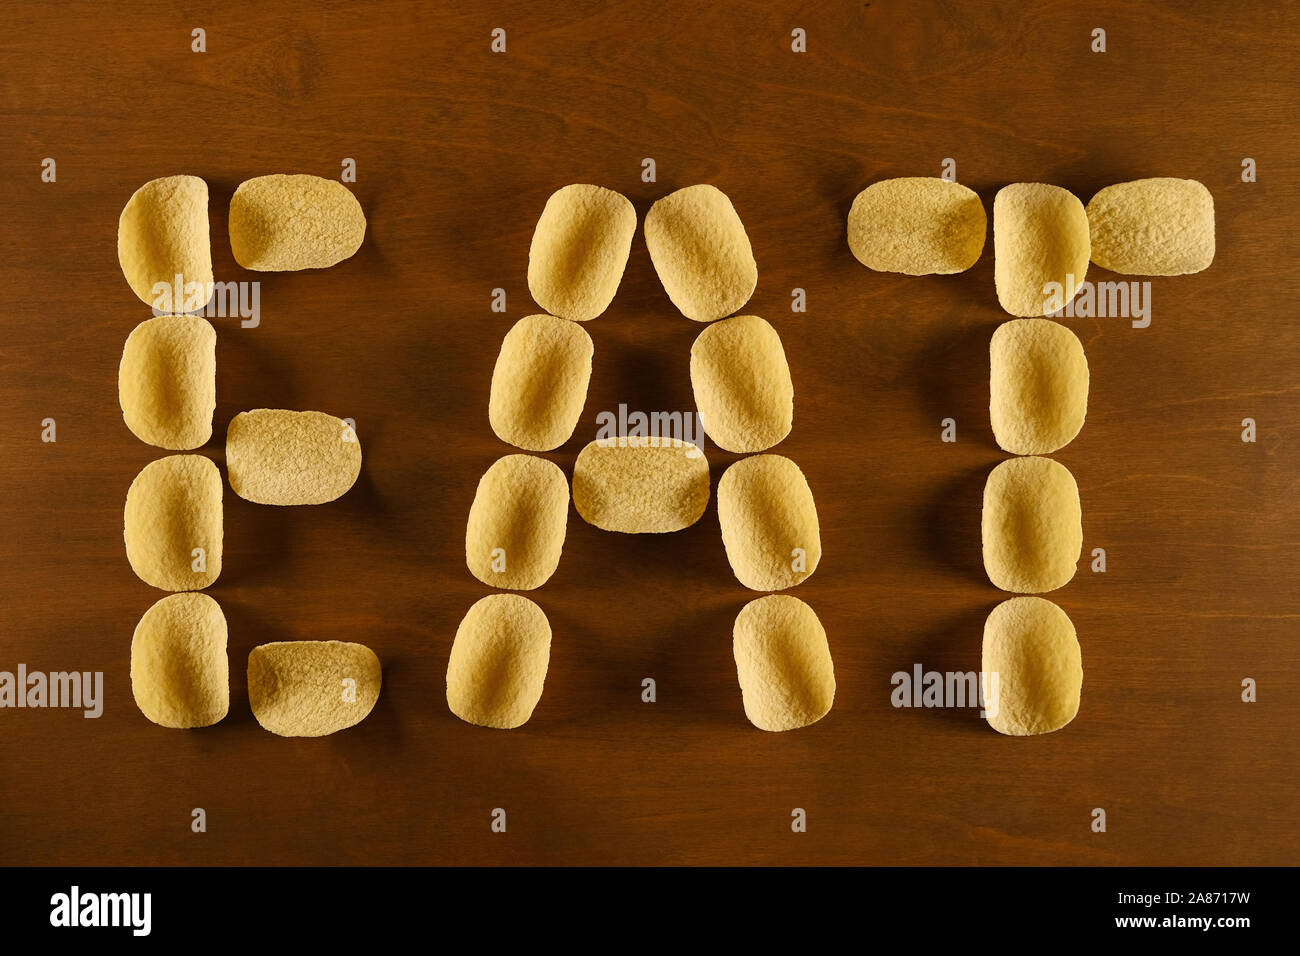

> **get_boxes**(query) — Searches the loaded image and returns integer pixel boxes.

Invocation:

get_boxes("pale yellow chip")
[226,409,362,505]
[447,594,551,730]
[124,454,223,591]
[982,456,1082,593]
[644,184,757,322]
[527,184,637,321]
[248,641,381,737]
[1087,177,1215,276]
[690,315,793,453]
[130,593,229,729]
[465,455,569,590]
[989,319,1089,455]
[993,183,1090,317]
[118,315,216,450]
[117,175,213,309]
[847,177,986,275]
[488,314,593,452]
[572,437,709,533]
[982,596,1081,736]
[717,455,821,591]
[733,595,835,731]
[228,174,366,271]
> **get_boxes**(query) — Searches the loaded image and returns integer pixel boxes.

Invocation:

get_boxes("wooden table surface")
[2,0,1297,866]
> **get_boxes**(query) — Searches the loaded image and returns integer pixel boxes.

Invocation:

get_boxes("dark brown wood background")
[1,0,1297,866]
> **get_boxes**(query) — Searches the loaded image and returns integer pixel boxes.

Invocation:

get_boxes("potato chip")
[117,175,213,309]
[1087,177,1215,275]
[527,184,637,321]
[248,641,381,736]
[118,315,216,450]
[465,455,569,590]
[488,314,593,451]
[572,437,709,533]
[228,174,365,271]
[124,455,223,591]
[847,177,986,275]
[226,409,361,505]
[447,594,551,729]
[644,184,757,322]
[733,595,834,731]
[130,593,228,729]
[982,456,1082,593]
[982,596,1081,736]
[993,183,1090,316]
[717,455,821,591]
[989,319,1089,455]
[690,314,793,453]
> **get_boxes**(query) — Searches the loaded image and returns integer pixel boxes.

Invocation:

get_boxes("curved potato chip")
[119,315,216,450]
[488,314,593,451]
[572,437,709,533]
[248,641,381,737]
[117,175,213,309]
[847,177,986,275]
[690,314,793,453]
[718,454,821,591]
[989,319,1089,455]
[982,456,1082,593]
[447,594,551,729]
[228,174,365,271]
[1087,177,1215,276]
[226,409,361,505]
[124,454,222,591]
[994,183,1090,317]
[644,184,757,322]
[465,455,569,590]
[982,596,1081,736]
[527,184,636,321]
[130,593,229,729]
[733,595,835,731]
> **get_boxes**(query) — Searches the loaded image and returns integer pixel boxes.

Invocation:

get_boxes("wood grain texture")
[1,0,1297,866]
